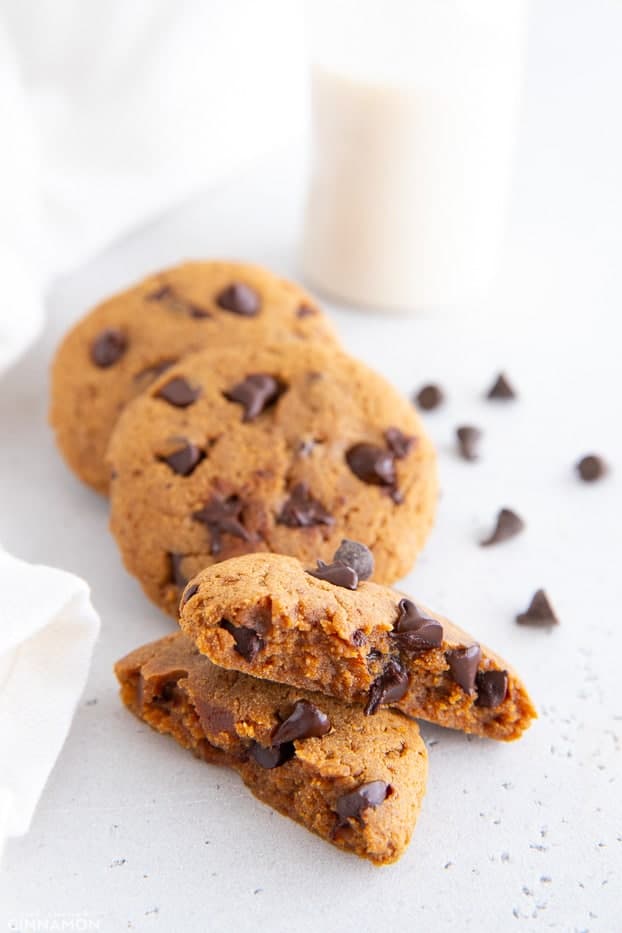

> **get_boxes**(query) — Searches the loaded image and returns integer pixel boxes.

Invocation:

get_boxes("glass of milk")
[302,0,527,312]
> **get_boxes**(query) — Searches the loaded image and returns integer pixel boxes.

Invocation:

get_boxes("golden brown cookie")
[50,260,337,493]
[108,343,437,615]
[179,552,537,741]
[115,631,428,865]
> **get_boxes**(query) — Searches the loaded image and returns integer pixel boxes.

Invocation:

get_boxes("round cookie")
[50,260,337,493]
[107,342,437,616]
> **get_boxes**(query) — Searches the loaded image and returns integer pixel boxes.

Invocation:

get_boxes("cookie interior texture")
[179,553,537,741]
[107,342,437,616]
[115,632,428,865]
[50,260,338,493]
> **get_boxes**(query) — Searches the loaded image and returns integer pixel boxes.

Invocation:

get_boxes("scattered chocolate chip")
[216,282,260,316]
[487,372,516,400]
[415,384,444,411]
[224,374,283,422]
[296,303,318,318]
[456,425,482,461]
[475,670,508,708]
[180,583,199,606]
[278,483,334,527]
[193,495,251,554]
[576,454,607,482]
[146,284,211,318]
[169,553,187,588]
[480,508,525,547]
[91,329,127,367]
[332,540,374,581]
[272,700,331,745]
[308,560,358,590]
[351,629,367,647]
[335,781,391,825]
[364,658,409,715]
[158,441,204,477]
[384,427,416,459]
[391,598,443,652]
[249,740,295,769]
[516,589,559,627]
[155,377,201,407]
[346,444,396,486]
[446,644,482,693]
[220,619,264,662]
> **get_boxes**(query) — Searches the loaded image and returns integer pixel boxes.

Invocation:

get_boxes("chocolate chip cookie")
[50,261,337,493]
[108,342,437,615]
[179,552,536,741]
[115,631,428,865]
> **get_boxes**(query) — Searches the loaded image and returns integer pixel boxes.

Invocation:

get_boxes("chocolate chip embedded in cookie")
[115,631,428,865]
[50,260,338,494]
[108,342,437,615]
[179,552,537,742]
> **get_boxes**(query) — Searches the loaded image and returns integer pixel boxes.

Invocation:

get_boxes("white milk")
[302,0,527,311]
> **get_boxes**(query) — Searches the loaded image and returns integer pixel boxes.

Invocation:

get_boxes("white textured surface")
[1,3,622,929]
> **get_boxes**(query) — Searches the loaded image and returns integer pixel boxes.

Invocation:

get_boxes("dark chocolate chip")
[224,374,283,422]
[271,700,331,745]
[364,658,409,715]
[296,303,318,318]
[192,495,251,555]
[332,540,374,581]
[480,508,525,547]
[146,284,211,318]
[384,427,416,459]
[159,442,204,477]
[91,329,127,367]
[391,598,443,652]
[169,553,187,588]
[516,589,559,627]
[446,644,482,693]
[415,384,444,411]
[180,582,199,606]
[456,425,482,461]
[576,454,607,482]
[219,619,264,662]
[134,358,177,384]
[335,781,391,825]
[308,560,358,590]
[278,483,334,527]
[216,282,260,316]
[487,372,516,399]
[155,377,201,407]
[249,740,295,769]
[346,444,396,486]
[390,488,404,505]
[475,670,508,708]
[153,680,184,706]
[352,629,367,647]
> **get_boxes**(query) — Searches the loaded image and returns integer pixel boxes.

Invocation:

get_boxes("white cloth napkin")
[0,547,100,854]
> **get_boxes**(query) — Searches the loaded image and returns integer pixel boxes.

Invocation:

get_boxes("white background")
[1,1,621,931]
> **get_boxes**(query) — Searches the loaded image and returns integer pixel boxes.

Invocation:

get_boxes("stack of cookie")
[50,260,535,865]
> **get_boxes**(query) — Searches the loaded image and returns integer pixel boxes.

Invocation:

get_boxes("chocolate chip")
[415,384,444,410]
[364,658,409,715]
[487,372,516,399]
[384,427,416,459]
[216,282,260,316]
[147,284,211,318]
[296,303,318,318]
[169,553,187,588]
[155,377,201,407]
[220,619,264,662]
[224,374,283,422]
[446,644,482,693]
[332,540,374,581]
[193,495,251,554]
[516,589,559,627]
[335,781,391,825]
[91,329,127,367]
[278,483,334,527]
[456,425,482,461]
[159,442,204,477]
[134,358,177,384]
[180,582,199,606]
[391,598,443,652]
[249,740,295,769]
[271,700,331,745]
[475,670,508,708]
[351,629,367,647]
[480,508,525,547]
[576,454,607,482]
[308,560,358,590]
[346,444,396,486]
[390,488,404,505]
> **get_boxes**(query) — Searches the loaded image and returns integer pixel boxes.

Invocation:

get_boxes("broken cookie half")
[115,632,428,865]
[179,552,537,741]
